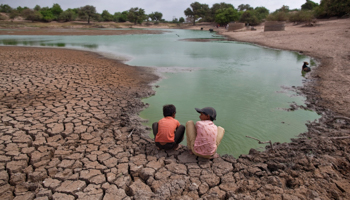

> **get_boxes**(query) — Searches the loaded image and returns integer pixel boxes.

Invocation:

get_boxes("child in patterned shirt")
[186,107,225,159]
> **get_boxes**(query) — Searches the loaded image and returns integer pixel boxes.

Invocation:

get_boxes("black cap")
[195,107,216,120]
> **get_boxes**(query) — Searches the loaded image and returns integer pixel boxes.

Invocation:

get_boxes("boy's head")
[195,107,216,121]
[163,104,176,117]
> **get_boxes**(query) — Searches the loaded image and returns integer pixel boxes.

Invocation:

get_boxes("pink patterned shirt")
[194,120,218,156]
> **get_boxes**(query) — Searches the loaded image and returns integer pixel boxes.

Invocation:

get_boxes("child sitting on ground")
[153,104,185,150]
[186,107,225,159]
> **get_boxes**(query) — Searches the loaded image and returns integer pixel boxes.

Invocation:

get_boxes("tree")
[238,4,253,11]
[184,2,209,25]
[275,5,290,13]
[153,12,163,22]
[93,13,103,22]
[51,3,63,20]
[16,6,24,13]
[172,17,178,23]
[79,5,96,24]
[40,7,54,22]
[101,10,114,21]
[128,7,146,24]
[208,3,234,22]
[179,17,185,23]
[315,0,350,18]
[0,4,12,13]
[9,10,19,21]
[34,5,41,11]
[215,7,240,25]
[239,10,259,25]
[114,11,128,22]
[301,0,319,10]
[254,7,269,21]
[58,9,76,22]
[22,9,42,22]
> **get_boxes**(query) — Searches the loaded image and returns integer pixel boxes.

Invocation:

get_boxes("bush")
[266,11,289,21]
[289,10,315,24]
[315,0,350,18]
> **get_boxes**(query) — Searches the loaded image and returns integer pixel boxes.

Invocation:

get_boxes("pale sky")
[1,0,321,21]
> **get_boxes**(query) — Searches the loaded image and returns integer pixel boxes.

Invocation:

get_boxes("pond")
[0,29,319,158]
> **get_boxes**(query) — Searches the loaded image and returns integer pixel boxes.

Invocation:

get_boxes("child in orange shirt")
[153,104,185,150]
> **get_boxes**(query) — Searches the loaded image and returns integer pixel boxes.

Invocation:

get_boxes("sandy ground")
[0,19,350,199]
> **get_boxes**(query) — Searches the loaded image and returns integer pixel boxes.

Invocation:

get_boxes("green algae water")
[0,29,319,157]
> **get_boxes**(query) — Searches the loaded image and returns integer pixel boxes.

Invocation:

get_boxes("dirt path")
[0,20,350,199]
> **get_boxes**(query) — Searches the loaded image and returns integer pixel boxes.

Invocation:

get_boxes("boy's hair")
[163,104,176,117]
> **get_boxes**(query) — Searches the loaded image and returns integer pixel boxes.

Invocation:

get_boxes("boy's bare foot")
[173,144,182,150]
[209,153,219,159]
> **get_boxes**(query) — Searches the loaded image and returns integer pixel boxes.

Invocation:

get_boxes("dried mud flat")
[0,19,350,200]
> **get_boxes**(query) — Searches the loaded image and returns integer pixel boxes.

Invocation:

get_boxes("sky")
[1,0,321,21]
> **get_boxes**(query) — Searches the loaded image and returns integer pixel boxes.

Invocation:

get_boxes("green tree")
[152,12,163,22]
[58,9,76,22]
[172,17,178,23]
[93,13,103,22]
[215,7,240,25]
[128,7,146,24]
[316,0,350,17]
[51,3,63,20]
[40,7,54,22]
[16,6,24,13]
[208,3,234,22]
[179,17,185,23]
[9,10,19,20]
[114,11,128,22]
[79,5,96,24]
[254,7,269,20]
[0,4,12,13]
[301,0,319,10]
[22,9,42,22]
[184,2,209,25]
[275,5,290,13]
[34,5,41,11]
[239,10,259,25]
[238,4,253,11]
[101,10,114,21]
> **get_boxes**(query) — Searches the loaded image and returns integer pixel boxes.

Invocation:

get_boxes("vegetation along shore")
[1,1,350,199]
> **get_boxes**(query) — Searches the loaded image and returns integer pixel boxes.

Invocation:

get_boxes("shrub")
[289,10,315,24]
[266,11,289,21]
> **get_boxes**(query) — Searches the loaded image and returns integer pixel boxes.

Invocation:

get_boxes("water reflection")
[0,39,98,49]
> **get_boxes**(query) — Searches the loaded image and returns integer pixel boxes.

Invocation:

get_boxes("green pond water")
[0,29,319,158]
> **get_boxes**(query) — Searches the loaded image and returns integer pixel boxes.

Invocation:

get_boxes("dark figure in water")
[302,61,311,72]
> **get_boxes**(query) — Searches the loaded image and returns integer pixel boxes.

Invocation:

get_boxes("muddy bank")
[0,19,350,199]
